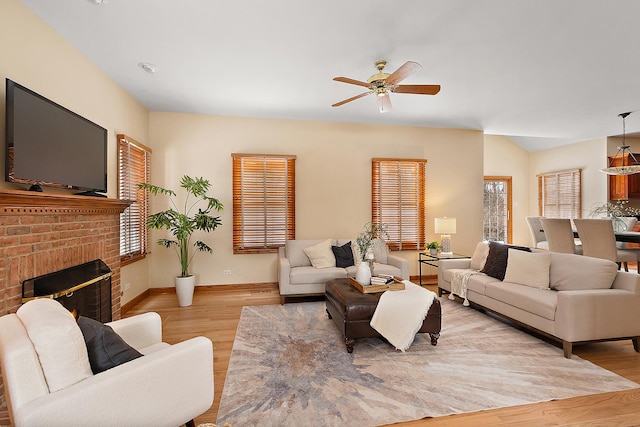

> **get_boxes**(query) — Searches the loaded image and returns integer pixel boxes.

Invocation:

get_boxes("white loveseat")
[0,299,214,427]
[438,241,640,358]
[278,238,409,303]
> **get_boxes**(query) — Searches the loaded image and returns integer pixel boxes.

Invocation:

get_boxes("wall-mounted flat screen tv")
[5,79,107,194]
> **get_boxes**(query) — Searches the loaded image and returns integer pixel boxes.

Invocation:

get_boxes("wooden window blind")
[372,158,427,251]
[118,134,151,264]
[537,168,581,218]
[232,153,296,254]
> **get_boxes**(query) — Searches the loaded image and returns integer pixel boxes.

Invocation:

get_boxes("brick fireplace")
[0,189,130,426]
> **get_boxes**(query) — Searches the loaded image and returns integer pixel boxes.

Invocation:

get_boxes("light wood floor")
[124,283,640,426]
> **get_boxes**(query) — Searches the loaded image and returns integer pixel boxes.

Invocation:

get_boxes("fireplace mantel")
[0,189,131,214]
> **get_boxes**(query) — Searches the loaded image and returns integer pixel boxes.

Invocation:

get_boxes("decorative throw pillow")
[469,242,490,271]
[549,252,618,291]
[303,239,336,268]
[16,299,93,392]
[77,316,143,374]
[371,238,389,264]
[480,241,531,281]
[332,241,355,268]
[503,249,551,289]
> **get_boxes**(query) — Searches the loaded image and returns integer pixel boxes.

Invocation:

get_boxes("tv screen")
[5,79,107,193]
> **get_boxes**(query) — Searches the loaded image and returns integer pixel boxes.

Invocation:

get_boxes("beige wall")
[529,138,608,222]
[483,134,531,245]
[148,112,485,286]
[0,0,150,305]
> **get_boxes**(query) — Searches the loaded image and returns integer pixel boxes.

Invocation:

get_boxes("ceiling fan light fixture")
[600,112,640,175]
[378,93,392,113]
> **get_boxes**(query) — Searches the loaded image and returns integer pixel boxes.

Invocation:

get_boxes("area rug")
[217,298,638,426]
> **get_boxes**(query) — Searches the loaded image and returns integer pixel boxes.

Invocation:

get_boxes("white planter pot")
[355,262,371,286]
[175,275,196,307]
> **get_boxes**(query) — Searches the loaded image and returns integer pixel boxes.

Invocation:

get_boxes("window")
[232,153,296,254]
[537,169,581,218]
[372,158,426,251]
[118,134,151,264]
[483,176,512,243]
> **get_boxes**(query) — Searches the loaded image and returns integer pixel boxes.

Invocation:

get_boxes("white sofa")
[0,299,214,427]
[278,238,409,303]
[438,241,640,358]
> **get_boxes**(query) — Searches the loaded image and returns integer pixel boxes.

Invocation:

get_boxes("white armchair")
[0,302,214,427]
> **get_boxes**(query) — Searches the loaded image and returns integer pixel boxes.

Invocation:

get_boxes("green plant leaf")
[144,175,223,277]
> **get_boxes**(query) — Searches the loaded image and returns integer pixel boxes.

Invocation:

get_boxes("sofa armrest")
[278,246,291,293]
[556,289,640,342]
[107,312,162,351]
[15,336,214,427]
[387,254,409,279]
[437,259,473,290]
[611,271,640,294]
[438,258,472,272]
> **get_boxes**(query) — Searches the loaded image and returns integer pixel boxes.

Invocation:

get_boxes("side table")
[418,252,470,286]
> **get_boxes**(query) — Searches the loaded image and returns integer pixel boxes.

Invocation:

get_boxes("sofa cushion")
[481,241,531,281]
[303,239,336,268]
[77,316,143,374]
[332,241,355,268]
[290,266,347,284]
[465,273,502,295]
[371,238,389,264]
[16,299,93,393]
[549,252,618,291]
[503,249,551,290]
[286,239,332,268]
[469,241,490,271]
[286,240,312,268]
[484,282,558,321]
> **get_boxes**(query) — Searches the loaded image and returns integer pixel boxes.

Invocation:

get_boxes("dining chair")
[573,218,638,272]
[540,218,582,254]
[525,216,549,250]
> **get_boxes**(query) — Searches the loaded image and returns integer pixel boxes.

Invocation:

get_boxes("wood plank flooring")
[124,283,640,426]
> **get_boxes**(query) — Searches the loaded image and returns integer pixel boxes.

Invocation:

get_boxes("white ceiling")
[19,0,640,151]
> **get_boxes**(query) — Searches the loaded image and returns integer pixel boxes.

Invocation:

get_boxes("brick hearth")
[0,189,130,426]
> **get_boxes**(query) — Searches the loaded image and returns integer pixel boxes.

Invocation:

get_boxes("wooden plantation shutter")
[372,158,427,251]
[537,168,581,218]
[232,153,296,254]
[118,134,151,264]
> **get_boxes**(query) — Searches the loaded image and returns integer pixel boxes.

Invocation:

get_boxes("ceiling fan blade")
[332,91,373,107]
[385,61,422,85]
[393,84,441,95]
[377,93,392,113]
[333,77,371,88]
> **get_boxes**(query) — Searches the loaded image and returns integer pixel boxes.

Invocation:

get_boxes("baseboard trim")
[121,289,150,315]
[148,282,279,296]
[411,274,437,284]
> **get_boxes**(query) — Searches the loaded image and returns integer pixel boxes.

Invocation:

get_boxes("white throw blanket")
[369,281,436,352]
[450,269,485,306]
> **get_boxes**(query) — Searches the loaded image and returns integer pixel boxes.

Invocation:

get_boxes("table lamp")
[435,217,456,255]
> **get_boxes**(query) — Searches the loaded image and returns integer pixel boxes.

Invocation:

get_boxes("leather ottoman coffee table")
[325,278,441,353]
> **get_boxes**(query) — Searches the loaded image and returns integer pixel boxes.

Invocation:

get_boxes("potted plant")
[426,241,440,256]
[139,176,223,307]
[354,222,388,284]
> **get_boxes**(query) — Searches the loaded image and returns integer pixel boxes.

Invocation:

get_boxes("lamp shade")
[435,217,456,234]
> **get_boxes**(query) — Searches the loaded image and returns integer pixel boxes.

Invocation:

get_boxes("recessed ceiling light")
[93,0,108,4]
[138,62,157,74]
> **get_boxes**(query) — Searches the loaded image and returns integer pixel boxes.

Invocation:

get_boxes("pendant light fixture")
[601,112,640,175]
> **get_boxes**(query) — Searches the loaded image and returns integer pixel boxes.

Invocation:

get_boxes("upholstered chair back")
[540,218,580,254]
